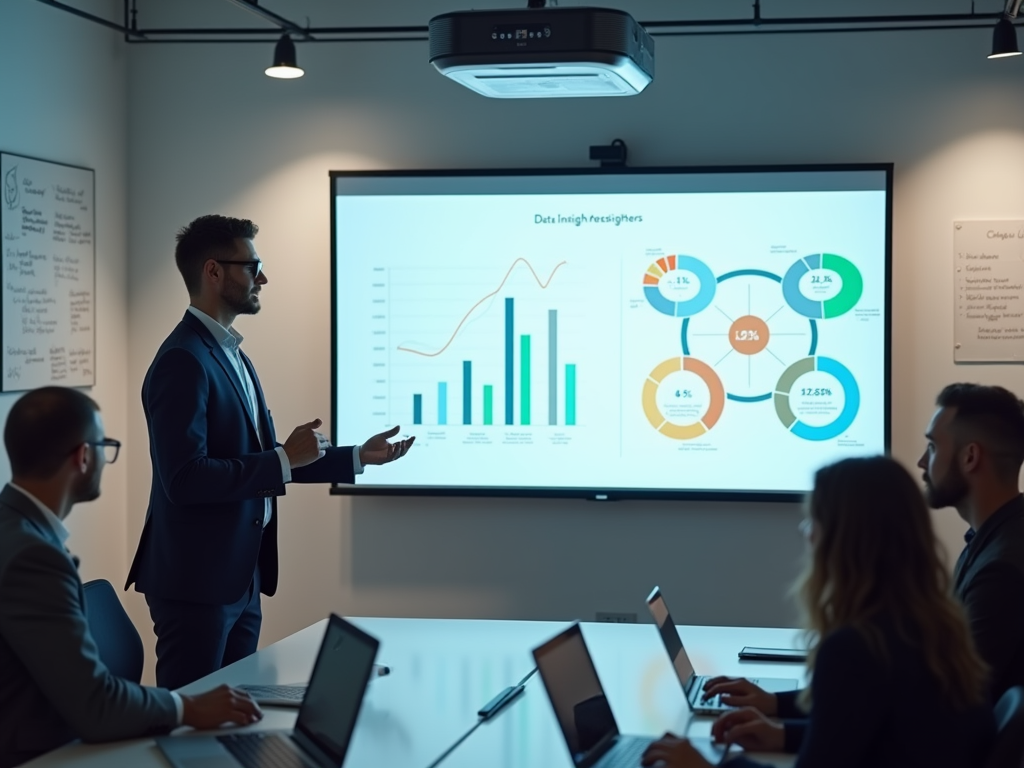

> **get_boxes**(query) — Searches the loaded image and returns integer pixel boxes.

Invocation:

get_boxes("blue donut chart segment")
[782,256,823,319]
[774,356,860,441]
[643,255,717,317]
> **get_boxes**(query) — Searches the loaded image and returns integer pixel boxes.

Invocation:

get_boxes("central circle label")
[728,315,770,355]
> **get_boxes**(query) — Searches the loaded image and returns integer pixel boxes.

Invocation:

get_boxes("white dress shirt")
[186,307,362,528]
[7,483,185,723]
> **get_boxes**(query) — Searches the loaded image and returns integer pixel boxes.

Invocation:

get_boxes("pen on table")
[374,663,391,677]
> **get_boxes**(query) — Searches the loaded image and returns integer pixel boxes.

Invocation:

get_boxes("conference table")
[23,617,804,768]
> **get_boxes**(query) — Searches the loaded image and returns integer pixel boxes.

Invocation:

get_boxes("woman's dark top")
[728,624,995,768]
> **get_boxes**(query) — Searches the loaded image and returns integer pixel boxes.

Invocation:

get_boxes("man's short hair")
[5,387,99,478]
[937,383,1024,479]
[175,215,259,295]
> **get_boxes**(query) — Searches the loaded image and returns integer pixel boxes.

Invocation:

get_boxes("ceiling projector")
[428,6,654,99]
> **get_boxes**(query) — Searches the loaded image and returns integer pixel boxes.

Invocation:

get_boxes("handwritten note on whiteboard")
[1,152,95,391]
[953,220,1024,363]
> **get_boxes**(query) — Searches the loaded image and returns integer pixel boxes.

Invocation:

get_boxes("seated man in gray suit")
[0,387,262,768]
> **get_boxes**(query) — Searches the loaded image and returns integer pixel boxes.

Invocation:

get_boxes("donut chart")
[643,255,717,317]
[642,356,725,440]
[782,253,863,319]
[640,248,871,446]
[773,356,860,441]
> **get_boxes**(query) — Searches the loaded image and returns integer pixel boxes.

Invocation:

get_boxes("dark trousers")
[146,568,262,690]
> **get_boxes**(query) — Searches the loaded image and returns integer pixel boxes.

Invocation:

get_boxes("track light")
[265,33,304,78]
[990,0,1023,59]
[989,16,1021,58]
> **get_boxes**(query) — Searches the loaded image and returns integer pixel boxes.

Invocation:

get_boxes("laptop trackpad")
[156,736,236,768]
[689,736,731,763]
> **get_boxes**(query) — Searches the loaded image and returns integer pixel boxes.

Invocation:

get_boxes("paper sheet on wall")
[953,220,1024,363]
[1,152,95,390]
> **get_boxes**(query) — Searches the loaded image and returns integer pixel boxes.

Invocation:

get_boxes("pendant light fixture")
[266,33,304,78]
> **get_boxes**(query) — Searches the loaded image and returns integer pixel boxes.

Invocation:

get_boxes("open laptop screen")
[646,587,696,690]
[294,615,380,765]
[533,623,619,766]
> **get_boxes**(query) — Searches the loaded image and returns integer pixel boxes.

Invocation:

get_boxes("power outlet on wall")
[596,611,637,623]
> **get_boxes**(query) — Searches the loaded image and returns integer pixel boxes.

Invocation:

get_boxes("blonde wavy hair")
[796,456,987,710]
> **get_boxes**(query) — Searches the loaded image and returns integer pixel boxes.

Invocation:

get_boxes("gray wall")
[122,0,1024,657]
[6,0,1024,683]
[0,0,131,585]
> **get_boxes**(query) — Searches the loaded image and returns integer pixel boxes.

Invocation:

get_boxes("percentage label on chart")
[801,387,833,396]
[670,275,691,285]
[675,389,693,398]
[734,330,760,341]
[810,275,833,284]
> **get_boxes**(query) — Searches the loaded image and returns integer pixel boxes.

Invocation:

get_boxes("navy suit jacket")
[126,311,355,605]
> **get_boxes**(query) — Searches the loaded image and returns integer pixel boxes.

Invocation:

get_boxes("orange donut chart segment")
[683,356,725,429]
[642,356,725,440]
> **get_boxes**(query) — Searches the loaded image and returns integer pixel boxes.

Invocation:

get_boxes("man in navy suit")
[126,215,414,689]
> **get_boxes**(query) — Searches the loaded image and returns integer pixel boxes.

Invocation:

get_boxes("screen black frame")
[329,162,893,503]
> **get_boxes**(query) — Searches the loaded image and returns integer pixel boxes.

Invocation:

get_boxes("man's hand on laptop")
[180,684,263,729]
[711,707,785,752]
[702,677,777,714]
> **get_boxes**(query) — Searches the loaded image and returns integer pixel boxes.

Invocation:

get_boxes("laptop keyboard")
[218,733,310,768]
[238,684,306,702]
[692,676,726,710]
[597,736,650,768]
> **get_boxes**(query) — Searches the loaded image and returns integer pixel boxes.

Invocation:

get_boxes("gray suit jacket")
[954,494,1024,703]
[0,484,177,767]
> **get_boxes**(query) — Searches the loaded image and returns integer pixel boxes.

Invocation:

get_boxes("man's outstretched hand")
[359,425,415,466]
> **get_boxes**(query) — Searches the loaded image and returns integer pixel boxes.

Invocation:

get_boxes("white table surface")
[22,617,805,768]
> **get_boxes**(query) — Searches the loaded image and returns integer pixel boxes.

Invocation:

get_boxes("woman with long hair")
[641,455,995,768]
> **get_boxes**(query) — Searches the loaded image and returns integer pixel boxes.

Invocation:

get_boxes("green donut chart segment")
[782,253,863,319]
[774,356,860,441]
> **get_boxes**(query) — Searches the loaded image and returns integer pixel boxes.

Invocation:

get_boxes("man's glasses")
[216,259,263,278]
[87,438,121,464]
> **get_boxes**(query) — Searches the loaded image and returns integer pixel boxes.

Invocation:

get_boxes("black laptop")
[157,614,379,768]
[532,622,728,768]
[646,586,798,715]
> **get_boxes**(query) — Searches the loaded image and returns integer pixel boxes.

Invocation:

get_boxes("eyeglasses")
[216,259,264,278]
[86,438,121,464]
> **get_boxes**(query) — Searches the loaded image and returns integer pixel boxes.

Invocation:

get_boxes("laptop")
[532,623,728,768]
[157,614,379,768]
[646,586,798,715]
[238,664,391,708]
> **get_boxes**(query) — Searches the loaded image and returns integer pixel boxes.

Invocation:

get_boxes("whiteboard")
[1,152,95,391]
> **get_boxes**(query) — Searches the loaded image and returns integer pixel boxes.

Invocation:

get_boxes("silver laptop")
[532,623,727,768]
[646,586,798,715]
[157,614,379,768]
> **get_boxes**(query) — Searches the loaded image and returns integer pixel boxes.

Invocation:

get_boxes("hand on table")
[710,707,785,752]
[359,425,415,465]
[641,734,713,768]
[283,418,332,468]
[703,676,777,714]
[180,684,262,729]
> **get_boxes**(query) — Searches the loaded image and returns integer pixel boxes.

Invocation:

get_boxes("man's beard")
[74,465,102,504]
[222,276,261,315]
[924,464,969,510]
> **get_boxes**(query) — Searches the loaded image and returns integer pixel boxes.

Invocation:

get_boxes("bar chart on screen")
[387,257,590,431]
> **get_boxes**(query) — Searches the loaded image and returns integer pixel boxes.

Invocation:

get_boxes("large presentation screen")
[331,165,891,501]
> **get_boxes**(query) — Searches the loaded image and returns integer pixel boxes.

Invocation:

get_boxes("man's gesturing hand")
[359,425,415,466]
[284,418,332,469]
[180,685,263,729]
